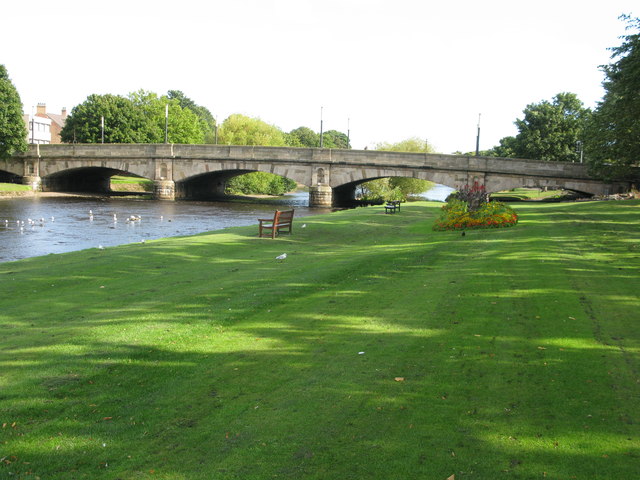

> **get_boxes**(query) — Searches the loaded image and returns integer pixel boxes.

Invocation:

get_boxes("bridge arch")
[42,166,152,195]
[330,168,467,205]
[175,168,305,200]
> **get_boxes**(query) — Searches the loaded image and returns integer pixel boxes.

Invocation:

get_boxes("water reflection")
[420,184,455,202]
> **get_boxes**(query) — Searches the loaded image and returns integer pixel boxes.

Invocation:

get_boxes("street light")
[165,104,169,143]
[475,113,481,156]
[319,106,324,148]
[101,116,104,144]
[576,140,584,163]
[347,117,350,149]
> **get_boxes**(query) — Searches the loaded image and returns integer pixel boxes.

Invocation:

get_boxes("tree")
[129,90,204,144]
[61,94,148,143]
[225,172,296,196]
[322,130,350,149]
[585,15,640,180]
[358,178,402,202]
[61,91,205,144]
[359,137,436,201]
[0,65,28,159]
[508,92,591,162]
[375,137,435,153]
[485,136,518,158]
[287,126,319,147]
[218,114,287,146]
[389,177,432,196]
[168,90,216,143]
[286,126,351,149]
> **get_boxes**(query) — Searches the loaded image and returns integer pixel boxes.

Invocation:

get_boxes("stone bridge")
[2,143,631,206]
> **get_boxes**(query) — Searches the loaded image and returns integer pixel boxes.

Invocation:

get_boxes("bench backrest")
[275,209,294,224]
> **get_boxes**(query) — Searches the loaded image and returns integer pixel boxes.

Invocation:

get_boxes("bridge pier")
[309,185,332,207]
[22,175,42,191]
[154,179,175,200]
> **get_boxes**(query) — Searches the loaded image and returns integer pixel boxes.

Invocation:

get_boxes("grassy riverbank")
[0,183,31,193]
[1,200,639,479]
[490,188,567,201]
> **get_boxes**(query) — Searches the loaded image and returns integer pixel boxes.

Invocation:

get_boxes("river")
[0,185,453,263]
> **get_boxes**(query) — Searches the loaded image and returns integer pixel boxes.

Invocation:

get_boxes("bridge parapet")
[14,143,594,178]
[6,143,633,201]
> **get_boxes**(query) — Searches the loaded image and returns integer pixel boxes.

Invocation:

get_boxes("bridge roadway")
[3,143,630,206]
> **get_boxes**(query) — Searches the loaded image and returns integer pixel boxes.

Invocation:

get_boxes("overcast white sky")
[2,0,636,153]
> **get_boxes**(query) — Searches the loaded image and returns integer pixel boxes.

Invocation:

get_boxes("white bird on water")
[276,253,287,261]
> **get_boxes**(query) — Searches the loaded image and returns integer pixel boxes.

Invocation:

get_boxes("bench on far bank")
[258,209,295,238]
[384,201,402,214]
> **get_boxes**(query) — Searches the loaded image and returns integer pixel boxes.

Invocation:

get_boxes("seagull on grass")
[276,253,287,262]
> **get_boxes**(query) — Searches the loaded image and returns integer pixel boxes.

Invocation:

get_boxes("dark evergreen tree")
[0,65,28,159]
[585,15,640,180]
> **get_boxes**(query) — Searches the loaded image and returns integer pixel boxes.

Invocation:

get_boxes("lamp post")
[576,140,584,163]
[165,104,169,144]
[101,116,104,144]
[30,106,34,144]
[347,117,350,149]
[319,106,324,148]
[475,113,481,156]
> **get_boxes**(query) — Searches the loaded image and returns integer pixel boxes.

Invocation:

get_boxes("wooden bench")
[258,209,295,238]
[384,201,401,213]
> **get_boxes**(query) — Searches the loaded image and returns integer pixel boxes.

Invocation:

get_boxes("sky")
[2,0,637,153]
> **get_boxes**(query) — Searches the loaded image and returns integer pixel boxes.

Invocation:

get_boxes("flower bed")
[433,198,518,231]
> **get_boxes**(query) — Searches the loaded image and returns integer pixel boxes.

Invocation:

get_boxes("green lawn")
[1,200,638,479]
[0,183,31,192]
[490,188,567,201]
[110,176,154,192]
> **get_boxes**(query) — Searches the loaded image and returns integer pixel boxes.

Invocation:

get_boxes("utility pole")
[347,117,350,149]
[164,104,169,144]
[319,106,324,148]
[475,113,481,156]
[30,106,34,144]
[576,140,584,163]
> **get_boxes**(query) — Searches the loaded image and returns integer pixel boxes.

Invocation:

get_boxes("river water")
[0,185,453,263]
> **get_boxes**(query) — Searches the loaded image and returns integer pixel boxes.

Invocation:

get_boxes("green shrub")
[226,172,297,196]
[359,177,433,202]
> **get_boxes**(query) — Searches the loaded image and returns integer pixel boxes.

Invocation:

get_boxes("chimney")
[36,103,46,115]
[61,107,67,119]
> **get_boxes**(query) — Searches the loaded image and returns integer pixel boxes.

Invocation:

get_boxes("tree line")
[60,91,353,150]
[1,15,638,184]
[474,15,639,181]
